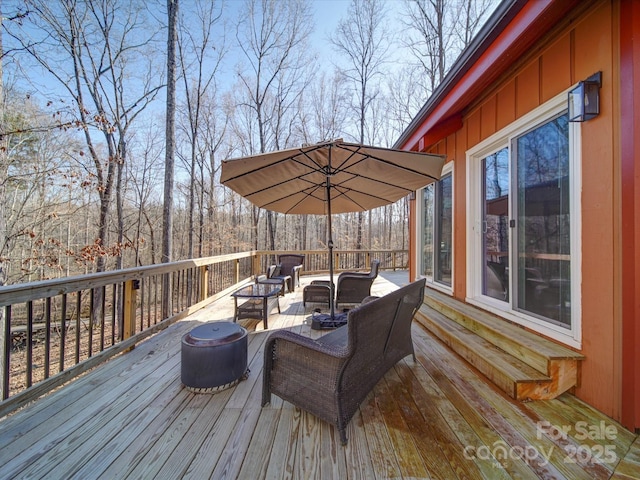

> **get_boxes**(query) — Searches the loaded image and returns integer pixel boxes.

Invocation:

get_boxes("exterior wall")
[619,0,640,430]
[417,1,621,420]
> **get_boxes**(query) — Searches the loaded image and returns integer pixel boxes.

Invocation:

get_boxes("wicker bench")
[262,278,426,444]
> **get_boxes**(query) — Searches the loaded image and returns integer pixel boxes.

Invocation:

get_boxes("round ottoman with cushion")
[181,321,248,393]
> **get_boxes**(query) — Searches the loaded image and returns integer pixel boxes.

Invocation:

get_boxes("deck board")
[0,271,637,479]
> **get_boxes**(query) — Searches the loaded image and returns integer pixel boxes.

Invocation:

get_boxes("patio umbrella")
[220,139,445,322]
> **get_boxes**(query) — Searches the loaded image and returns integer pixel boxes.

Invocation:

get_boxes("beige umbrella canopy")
[221,139,445,323]
[220,140,446,215]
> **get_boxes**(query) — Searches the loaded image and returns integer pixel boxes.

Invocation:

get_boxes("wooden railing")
[0,249,407,416]
[255,249,408,275]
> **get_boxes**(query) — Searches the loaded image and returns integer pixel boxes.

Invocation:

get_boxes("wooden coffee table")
[232,283,282,329]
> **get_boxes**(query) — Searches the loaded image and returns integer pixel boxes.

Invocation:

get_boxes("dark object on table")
[262,278,426,444]
[181,321,248,393]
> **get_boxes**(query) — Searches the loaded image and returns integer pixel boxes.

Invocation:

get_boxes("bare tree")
[200,95,229,256]
[8,0,163,273]
[385,65,429,139]
[233,0,314,250]
[129,122,164,266]
[298,71,348,144]
[330,0,391,254]
[162,0,178,317]
[402,0,497,95]
[176,0,225,260]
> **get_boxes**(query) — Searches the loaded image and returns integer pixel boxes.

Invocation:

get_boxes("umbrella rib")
[329,172,416,203]
[256,175,420,213]
[330,185,396,210]
[243,173,317,201]
[338,141,442,162]
[261,184,326,214]
[222,143,328,184]
[233,150,329,201]
[333,143,441,181]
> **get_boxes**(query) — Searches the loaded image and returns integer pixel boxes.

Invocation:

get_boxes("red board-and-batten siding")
[404,0,640,430]
[620,0,640,432]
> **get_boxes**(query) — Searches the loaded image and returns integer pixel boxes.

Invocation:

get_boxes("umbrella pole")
[326,173,336,319]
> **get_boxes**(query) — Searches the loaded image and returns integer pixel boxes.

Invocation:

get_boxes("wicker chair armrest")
[291,264,303,285]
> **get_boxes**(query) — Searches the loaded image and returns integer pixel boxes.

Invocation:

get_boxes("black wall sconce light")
[568,71,602,122]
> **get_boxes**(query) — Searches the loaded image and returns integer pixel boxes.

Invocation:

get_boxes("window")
[420,164,452,288]
[467,92,581,347]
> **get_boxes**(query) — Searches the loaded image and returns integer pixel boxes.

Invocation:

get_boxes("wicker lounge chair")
[335,259,380,307]
[303,259,380,308]
[262,278,426,445]
[268,254,304,293]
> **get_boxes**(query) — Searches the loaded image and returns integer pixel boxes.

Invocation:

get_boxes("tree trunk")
[162,0,178,318]
[0,7,8,400]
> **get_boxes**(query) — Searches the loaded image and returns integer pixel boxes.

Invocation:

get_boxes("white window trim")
[466,90,582,349]
[416,161,454,294]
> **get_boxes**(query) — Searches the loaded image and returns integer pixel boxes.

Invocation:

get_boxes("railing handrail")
[0,251,257,307]
[0,249,408,306]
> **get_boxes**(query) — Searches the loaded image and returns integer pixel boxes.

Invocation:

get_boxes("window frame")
[416,161,454,294]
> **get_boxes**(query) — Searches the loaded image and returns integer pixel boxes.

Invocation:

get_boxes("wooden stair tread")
[423,288,583,367]
[416,288,583,400]
[416,304,550,384]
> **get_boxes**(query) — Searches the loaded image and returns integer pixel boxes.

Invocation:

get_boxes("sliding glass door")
[476,112,573,328]
[514,114,571,326]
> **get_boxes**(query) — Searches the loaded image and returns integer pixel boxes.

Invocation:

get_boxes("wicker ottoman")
[181,321,248,393]
[302,281,332,307]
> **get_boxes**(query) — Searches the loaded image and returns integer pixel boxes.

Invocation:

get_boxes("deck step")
[416,287,584,401]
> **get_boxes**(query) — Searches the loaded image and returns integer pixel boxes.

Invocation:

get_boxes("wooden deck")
[0,272,638,479]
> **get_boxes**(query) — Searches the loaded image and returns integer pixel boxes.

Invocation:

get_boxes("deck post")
[200,265,208,301]
[235,259,240,284]
[123,280,138,345]
[252,253,261,277]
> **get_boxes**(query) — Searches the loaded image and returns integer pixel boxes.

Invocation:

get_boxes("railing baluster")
[100,286,106,352]
[112,284,117,345]
[75,292,81,364]
[140,279,146,331]
[181,269,185,309]
[59,295,66,372]
[122,279,138,345]
[154,276,158,325]
[45,297,52,379]
[88,289,94,358]
[2,306,10,400]
[26,301,33,388]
